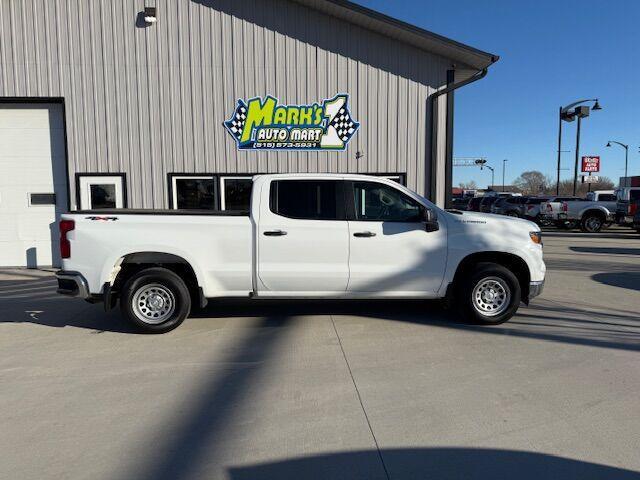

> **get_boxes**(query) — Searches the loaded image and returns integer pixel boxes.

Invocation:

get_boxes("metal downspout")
[428,67,489,207]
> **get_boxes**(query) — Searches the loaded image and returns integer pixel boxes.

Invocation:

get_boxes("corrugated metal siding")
[0,0,451,208]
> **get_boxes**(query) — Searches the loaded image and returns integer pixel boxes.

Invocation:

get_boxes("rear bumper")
[528,280,545,301]
[56,271,90,299]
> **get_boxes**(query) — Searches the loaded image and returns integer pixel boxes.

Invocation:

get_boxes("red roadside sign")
[581,156,600,173]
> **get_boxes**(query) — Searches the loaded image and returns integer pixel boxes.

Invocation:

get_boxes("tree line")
[459,170,615,196]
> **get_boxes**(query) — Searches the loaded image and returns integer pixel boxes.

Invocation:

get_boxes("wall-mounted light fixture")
[144,7,157,24]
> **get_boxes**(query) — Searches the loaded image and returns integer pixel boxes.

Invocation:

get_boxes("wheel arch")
[450,251,531,303]
[109,252,205,309]
[581,208,607,220]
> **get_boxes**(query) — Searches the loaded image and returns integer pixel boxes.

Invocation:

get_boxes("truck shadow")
[226,448,640,480]
[570,246,640,255]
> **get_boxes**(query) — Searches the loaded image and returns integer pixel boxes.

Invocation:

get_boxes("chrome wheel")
[132,284,176,324]
[472,276,511,317]
[585,217,602,232]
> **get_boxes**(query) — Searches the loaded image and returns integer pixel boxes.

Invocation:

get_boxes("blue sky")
[353,0,639,188]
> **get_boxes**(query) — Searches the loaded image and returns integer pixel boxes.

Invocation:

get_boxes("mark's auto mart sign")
[224,94,359,151]
[581,156,600,173]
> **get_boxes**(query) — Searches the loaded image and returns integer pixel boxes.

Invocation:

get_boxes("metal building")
[0,0,497,267]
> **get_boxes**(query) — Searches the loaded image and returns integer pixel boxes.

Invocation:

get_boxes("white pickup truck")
[56,174,545,333]
[557,191,618,232]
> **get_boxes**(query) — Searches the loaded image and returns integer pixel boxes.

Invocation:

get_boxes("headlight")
[529,231,542,245]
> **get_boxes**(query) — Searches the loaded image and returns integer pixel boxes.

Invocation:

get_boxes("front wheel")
[120,267,192,333]
[456,263,521,325]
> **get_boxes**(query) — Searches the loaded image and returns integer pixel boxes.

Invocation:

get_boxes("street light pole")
[502,159,508,192]
[573,115,582,196]
[556,106,563,195]
[557,99,602,195]
[606,140,629,179]
[485,165,495,187]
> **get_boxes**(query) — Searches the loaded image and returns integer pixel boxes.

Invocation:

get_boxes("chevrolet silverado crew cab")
[56,174,545,333]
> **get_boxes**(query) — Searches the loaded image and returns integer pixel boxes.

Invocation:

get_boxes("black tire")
[455,262,521,325]
[120,267,191,333]
[580,213,605,233]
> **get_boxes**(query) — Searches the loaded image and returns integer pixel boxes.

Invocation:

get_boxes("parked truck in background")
[615,177,640,227]
[539,196,583,227]
[55,174,545,333]
[558,191,618,232]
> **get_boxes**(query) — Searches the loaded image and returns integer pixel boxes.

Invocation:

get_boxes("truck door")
[257,179,349,294]
[346,180,447,295]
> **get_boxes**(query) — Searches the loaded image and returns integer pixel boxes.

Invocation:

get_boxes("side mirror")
[422,208,439,232]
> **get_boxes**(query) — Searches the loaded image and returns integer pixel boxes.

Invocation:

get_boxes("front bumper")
[56,271,90,299]
[528,280,545,301]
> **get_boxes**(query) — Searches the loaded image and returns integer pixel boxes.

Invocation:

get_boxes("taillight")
[527,205,534,211]
[59,220,75,259]
[562,202,568,212]
[630,203,638,216]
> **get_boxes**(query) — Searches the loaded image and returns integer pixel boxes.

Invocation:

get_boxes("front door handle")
[263,230,287,236]
[353,231,376,238]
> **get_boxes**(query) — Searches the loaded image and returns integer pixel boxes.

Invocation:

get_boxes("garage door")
[0,103,68,268]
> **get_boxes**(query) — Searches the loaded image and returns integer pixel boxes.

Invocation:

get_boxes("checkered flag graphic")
[330,105,359,143]
[225,101,248,141]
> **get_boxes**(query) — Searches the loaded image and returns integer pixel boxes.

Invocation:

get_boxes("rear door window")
[270,180,341,220]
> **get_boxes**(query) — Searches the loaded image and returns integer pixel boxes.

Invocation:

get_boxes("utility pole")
[502,159,508,192]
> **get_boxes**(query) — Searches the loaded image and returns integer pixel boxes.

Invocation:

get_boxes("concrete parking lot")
[1,227,639,480]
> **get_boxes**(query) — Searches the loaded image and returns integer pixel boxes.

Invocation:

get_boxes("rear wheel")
[581,214,605,233]
[120,267,191,333]
[455,263,521,325]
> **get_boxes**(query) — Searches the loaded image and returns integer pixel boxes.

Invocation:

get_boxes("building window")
[76,174,126,210]
[220,176,252,211]
[270,180,341,220]
[169,175,218,210]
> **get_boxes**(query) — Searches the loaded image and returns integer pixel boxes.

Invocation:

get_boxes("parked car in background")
[467,196,483,212]
[615,187,640,226]
[55,174,545,332]
[451,197,470,211]
[493,196,529,217]
[586,190,616,202]
[539,196,583,227]
[482,193,515,213]
[480,196,500,213]
[558,193,619,232]
[524,197,551,224]
[633,201,640,233]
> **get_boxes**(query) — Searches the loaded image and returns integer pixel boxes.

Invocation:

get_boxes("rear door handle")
[263,230,287,236]
[353,231,376,238]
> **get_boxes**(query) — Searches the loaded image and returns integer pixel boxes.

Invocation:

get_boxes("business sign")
[582,175,600,184]
[224,94,359,151]
[581,156,600,173]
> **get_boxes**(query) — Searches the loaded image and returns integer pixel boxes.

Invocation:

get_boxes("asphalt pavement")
[1,227,639,480]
